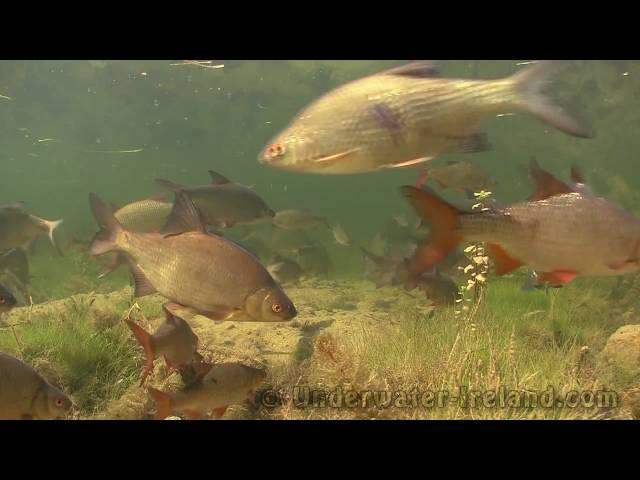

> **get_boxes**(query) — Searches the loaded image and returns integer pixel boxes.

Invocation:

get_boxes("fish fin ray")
[88,193,124,256]
[486,243,523,275]
[208,170,232,185]
[126,259,157,297]
[161,192,207,236]
[400,186,463,280]
[512,60,593,138]
[126,320,155,385]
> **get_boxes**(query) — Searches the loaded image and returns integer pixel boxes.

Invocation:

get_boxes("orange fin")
[486,244,524,275]
[537,270,577,286]
[126,320,155,386]
[313,149,359,166]
[400,186,462,280]
[528,159,574,201]
[212,406,228,419]
[148,387,173,419]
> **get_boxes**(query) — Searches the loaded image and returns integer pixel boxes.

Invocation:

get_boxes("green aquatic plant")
[0,306,140,415]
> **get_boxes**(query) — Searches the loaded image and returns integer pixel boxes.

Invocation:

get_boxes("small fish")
[0,204,63,255]
[411,269,460,307]
[148,363,267,420]
[157,171,275,230]
[392,214,409,228]
[293,243,331,277]
[260,61,591,174]
[418,160,495,193]
[0,353,73,420]
[401,184,640,288]
[126,303,201,386]
[0,283,17,314]
[113,194,172,233]
[267,255,303,285]
[88,192,297,322]
[332,224,352,246]
[271,209,329,231]
[360,247,409,288]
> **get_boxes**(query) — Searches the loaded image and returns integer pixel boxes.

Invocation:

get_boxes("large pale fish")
[259,61,591,174]
[88,192,297,322]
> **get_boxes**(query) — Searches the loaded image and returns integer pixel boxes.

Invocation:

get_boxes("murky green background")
[1,60,638,297]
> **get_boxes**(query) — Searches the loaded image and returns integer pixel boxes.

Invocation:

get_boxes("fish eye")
[55,399,63,407]
[272,303,283,313]
[267,143,285,158]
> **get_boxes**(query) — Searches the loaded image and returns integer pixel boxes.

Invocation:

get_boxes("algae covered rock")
[600,324,640,373]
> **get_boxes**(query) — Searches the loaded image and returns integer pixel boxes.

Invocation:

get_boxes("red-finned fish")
[126,303,201,386]
[259,61,591,175]
[148,363,267,420]
[401,184,640,288]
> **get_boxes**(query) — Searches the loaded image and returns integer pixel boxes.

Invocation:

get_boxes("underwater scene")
[1,60,639,420]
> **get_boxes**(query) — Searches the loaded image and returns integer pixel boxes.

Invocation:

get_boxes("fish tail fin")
[511,61,592,138]
[155,179,185,192]
[88,193,124,256]
[147,387,173,419]
[400,186,463,280]
[126,320,155,386]
[41,219,64,256]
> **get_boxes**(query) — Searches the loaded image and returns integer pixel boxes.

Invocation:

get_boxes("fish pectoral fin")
[381,157,433,170]
[126,260,158,297]
[212,406,228,419]
[312,148,360,167]
[536,270,577,287]
[161,192,207,236]
[486,244,523,276]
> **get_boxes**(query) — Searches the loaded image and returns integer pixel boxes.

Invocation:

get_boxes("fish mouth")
[282,304,298,321]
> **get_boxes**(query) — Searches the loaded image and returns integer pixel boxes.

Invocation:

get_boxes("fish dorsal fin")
[383,61,440,78]
[446,160,460,166]
[527,159,574,201]
[109,202,121,213]
[161,192,207,236]
[208,170,232,185]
